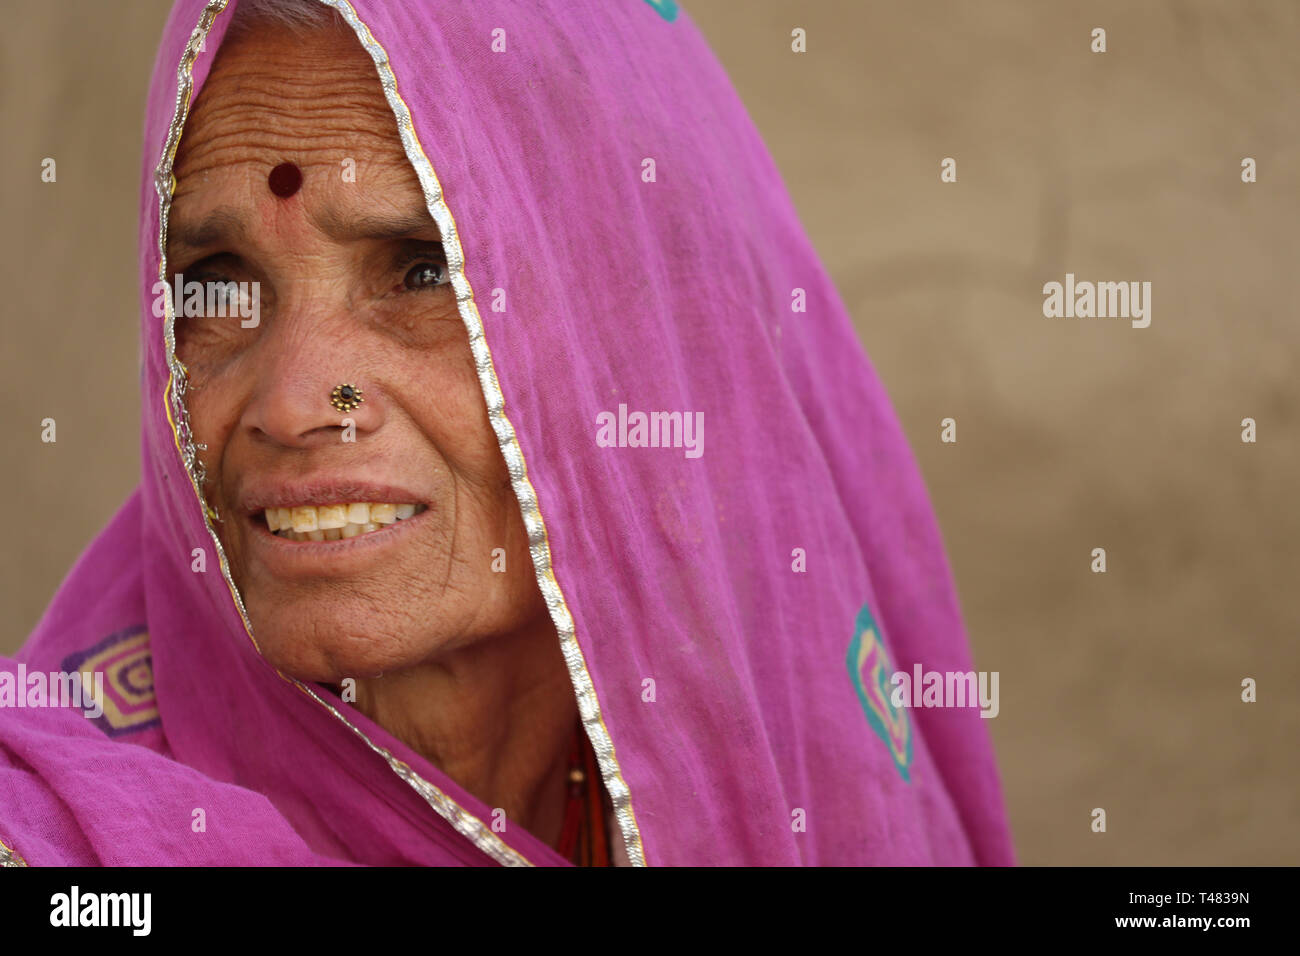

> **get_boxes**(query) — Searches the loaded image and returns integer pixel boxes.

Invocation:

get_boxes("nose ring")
[330,383,364,412]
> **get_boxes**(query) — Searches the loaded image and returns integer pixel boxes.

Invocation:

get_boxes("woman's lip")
[245,504,431,562]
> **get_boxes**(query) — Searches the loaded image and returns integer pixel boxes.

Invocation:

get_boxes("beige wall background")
[2,0,1296,865]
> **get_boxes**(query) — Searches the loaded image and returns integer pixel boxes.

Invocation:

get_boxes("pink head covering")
[1,0,1014,866]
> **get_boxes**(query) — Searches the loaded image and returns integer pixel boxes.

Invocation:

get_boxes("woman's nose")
[246,370,384,448]
[241,322,385,449]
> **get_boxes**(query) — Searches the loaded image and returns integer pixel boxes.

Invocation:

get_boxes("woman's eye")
[174,274,247,316]
[402,260,449,290]
[206,279,239,307]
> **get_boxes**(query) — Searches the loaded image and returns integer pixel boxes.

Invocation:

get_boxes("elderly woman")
[0,0,1013,866]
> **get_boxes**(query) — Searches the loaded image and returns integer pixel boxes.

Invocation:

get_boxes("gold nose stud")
[330,383,364,412]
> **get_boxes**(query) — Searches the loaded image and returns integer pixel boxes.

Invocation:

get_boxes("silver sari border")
[0,834,27,867]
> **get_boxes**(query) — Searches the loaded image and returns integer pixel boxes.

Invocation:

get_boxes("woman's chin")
[244,604,440,684]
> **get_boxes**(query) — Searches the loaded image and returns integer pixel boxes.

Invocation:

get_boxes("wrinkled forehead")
[169,16,432,248]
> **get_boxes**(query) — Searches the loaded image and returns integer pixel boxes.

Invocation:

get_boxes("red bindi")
[268,162,302,198]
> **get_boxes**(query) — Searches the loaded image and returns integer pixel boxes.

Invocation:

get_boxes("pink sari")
[0,0,1014,866]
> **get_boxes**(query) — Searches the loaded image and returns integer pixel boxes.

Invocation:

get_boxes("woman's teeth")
[263,502,424,541]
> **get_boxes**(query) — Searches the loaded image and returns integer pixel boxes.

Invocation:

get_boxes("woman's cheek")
[176,327,253,376]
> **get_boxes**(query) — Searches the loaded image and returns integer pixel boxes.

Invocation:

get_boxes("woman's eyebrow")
[168,207,247,259]
[166,205,441,260]
[312,207,441,242]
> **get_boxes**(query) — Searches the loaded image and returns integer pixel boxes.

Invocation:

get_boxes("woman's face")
[167,21,543,681]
